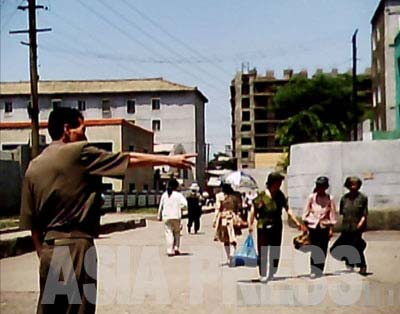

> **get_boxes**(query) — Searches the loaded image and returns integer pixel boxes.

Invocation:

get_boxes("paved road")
[1,213,400,313]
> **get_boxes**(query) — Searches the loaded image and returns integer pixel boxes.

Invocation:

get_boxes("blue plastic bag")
[232,234,258,267]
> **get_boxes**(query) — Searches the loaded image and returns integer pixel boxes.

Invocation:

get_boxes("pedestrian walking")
[20,107,195,314]
[330,176,368,275]
[158,178,188,256]
[249,172,304,282]
[213,183,242,265]
[186,182,202,234]
[303,176,338,278]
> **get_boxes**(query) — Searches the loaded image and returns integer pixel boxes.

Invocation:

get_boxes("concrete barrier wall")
[0,160,22,216]
[287,140,400,217]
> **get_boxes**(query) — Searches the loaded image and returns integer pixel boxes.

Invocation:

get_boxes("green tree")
[274,74,366,147]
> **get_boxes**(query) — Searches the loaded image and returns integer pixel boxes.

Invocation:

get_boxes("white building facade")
[0,78,208,187]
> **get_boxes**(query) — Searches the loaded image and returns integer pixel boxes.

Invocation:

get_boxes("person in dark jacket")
[249,172,305,282]
[186,183,202,234]
[330,176,368,275]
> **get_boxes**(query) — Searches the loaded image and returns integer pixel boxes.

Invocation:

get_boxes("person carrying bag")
[232,234,258,267]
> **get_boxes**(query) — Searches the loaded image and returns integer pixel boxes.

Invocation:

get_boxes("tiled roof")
[0,78,208,101]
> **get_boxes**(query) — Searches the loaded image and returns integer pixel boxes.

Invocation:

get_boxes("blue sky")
[1,0,378,154]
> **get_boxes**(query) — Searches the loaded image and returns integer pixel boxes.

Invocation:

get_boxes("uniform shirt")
[159,191,187,220]
[253,189,288,228]
[20,141,130,237]
[303,193,338,229]
[340,192,368,232]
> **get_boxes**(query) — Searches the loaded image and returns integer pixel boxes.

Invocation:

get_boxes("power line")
[96,0,228,85]
[0,0,25,33]
[75,0,224,94]
[119,0,232,77]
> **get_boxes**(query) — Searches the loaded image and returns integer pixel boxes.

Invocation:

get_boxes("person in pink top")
[303,176,338,277]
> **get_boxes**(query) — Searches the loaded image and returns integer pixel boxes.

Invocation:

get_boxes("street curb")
[0,218,147,259]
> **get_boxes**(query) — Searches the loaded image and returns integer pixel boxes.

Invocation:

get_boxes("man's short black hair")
[266,172,284,187]
[48,107,83,140]
[344,176,362,190]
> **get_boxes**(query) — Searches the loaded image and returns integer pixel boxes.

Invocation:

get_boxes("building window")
[5,101,12,113]
[376,28,380,42]
[242,98,250,109]
[241,124,251,132]
[372,36,376,51]
[78,100,86,111]
[127,99,135,114]
[129,145,135,152]
[241,137,252,145]
[51,99,62,109]
[152,98,160,110]
[27,100,32,116]
[242,111,250,121]
[241,151,249,159]
[129,183,136,192]
[143,184,149,191]
[376,59,381,73]
[152,120,161,131]
[102,99,111,112]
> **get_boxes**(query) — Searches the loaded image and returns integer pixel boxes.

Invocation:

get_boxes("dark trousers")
[257,225,282,277]
[187,211,201,233]
[330,231,367,268]
[309,226,330,274]
[37,238,97,314]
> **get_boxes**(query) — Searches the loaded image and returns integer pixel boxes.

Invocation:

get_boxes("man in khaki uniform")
[20,107,195,314]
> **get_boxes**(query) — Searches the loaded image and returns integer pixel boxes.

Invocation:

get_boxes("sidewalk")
[0,206,215,259]
[0,213,147,259]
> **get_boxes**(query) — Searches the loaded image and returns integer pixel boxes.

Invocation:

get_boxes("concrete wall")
[0,160,22,216]
[287,140,400,216]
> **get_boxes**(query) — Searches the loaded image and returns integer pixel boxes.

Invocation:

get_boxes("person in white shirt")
[158,179,188,256]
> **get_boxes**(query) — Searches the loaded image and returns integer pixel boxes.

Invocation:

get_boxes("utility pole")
[352,29,358,141]
[10,0,51,158]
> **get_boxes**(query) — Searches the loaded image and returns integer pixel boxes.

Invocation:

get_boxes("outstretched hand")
[168,153,197,168]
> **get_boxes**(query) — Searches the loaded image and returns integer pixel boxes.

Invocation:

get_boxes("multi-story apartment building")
[371,0,400,133]
[0,78,208,187]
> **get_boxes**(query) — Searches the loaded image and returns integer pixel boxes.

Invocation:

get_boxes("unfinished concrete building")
[230,69,372,169]
[230,69,298,169]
